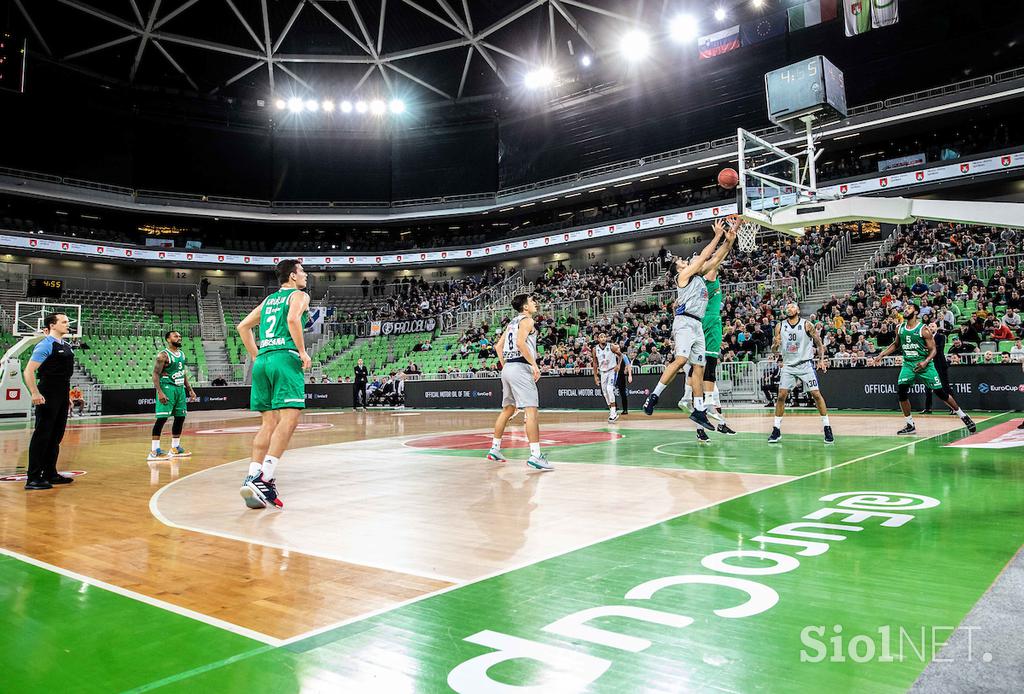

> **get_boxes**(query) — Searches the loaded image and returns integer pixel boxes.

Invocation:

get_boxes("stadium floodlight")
[355,100,369,114]
[287,97,303,112]
[274,98,286,110]
[322,100,335,112]
[370,99,387,115]
[752,0,764,7]
[524,66,555,89]
[714,7,727,21]
[389,99,406,114]
[669,15,699,43]
[305,99,319,112]
[580,55,592,68]
[620,30,651,61]
[340,100,353,113]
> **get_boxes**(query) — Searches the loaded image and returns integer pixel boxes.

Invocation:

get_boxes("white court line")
[276,412,1011,646]
[0,546,283,647]
[653,441,739,461]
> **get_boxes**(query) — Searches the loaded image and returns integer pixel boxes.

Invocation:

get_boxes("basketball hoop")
[737,221,761,252]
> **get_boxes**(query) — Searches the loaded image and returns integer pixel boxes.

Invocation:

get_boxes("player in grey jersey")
[768,302,834,444]
[644,218,737,432]
[591,332,623,422]
[487,294,552,471]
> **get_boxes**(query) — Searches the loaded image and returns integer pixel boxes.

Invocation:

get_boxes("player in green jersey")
[149,330,197,461]
[236,259,312,509]
[870,302,976,436]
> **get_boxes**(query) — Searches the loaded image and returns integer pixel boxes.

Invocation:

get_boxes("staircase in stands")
[198,293,233,383]
[800,231,900,317]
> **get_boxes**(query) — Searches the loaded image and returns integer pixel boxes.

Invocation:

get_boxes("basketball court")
[2,407,1022,691]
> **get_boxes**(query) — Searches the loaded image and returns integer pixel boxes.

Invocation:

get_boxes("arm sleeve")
[29,339,53,363]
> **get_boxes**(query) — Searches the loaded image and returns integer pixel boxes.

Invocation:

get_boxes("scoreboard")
[765,56,847,130]
[29,278,64,299]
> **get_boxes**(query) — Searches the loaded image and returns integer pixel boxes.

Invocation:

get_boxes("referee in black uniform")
[353,358,368,411]
[23,313,76,490]
[922,318,953,414]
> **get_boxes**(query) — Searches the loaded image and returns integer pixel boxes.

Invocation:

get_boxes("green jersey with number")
[898,322,928,361]
[258,288,309,355]
[159,348,188,387]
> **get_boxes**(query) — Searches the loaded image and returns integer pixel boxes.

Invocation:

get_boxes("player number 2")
[265,314,277,338]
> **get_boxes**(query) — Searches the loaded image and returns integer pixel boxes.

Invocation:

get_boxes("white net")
[737,222,761,253]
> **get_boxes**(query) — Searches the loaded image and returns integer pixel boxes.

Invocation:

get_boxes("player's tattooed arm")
[153,351,169,403]
[917,325,937,373]
[808,321,829,372]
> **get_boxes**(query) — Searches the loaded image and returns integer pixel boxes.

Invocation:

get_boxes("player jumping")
[768,303,834,444]
[592,332,622,422]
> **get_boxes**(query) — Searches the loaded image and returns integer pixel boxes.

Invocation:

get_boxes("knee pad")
[704,356,718,383]
[897,384,911,401]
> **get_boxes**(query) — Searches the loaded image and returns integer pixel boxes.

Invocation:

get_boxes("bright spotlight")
[714,7,727,21]
[669,15,699,43]
[370,99,387,115]
[355,100,369,114]
[287,97,303,112]
[620,30,651,61]
[274,98,286,110]
[752,0,764,7]
[580,54,592,68]
[524,66,555,89]
[340,100,353,113]
[305,99,319,111]
[389,99,405,114]
[322,100,335,112]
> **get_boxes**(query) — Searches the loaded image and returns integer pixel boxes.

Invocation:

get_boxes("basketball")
[718,168,739,189]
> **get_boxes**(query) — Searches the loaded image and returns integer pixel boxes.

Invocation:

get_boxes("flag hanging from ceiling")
[741,9,788,45]
[698,25,741,59]
[843,0,872,36]
[871,0,899,28]
[788,0,838,31]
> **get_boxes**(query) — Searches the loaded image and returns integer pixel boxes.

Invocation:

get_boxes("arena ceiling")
[13,0,674,104]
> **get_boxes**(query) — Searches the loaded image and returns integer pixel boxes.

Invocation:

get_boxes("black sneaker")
[824,426,835,444]
[716,424,737,436]
[25,477,53,490]
[47,474,73,485]
[767,427,782,444]
[1018,420,1024,430]
[897,424,917,436]
[696,428,711,445]
[962,415,976,434]
[245,474,283,509]
[918,409,933,415]
[689,409,714,430]
[642,393,659,415]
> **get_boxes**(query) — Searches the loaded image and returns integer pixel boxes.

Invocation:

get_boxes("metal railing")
[451,271,526,333]
[858,252,1024,288]
[797,230,853,298]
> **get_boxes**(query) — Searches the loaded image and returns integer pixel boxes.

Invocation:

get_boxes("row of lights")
[274,97,406,115]
[523,2,763,88]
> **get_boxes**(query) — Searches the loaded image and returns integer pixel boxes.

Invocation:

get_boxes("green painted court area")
[3,413,1023,692]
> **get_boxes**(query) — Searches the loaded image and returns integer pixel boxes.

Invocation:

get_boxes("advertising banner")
[101,383,354,415]
[819,365,1024,410]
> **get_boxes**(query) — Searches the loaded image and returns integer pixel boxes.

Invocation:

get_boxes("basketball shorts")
[672,317,706,365]
[501,362,539,409]
[250,350,306,411]
[703,320,723,359]
[779,362,819,392]
[897,362,943,390]
[599,370,617,405]
[156,383,188,418]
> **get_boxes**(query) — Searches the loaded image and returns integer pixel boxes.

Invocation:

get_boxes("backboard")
[14,301,83,338]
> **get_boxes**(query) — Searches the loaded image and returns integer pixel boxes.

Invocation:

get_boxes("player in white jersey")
[591,332,623,422]
[643,218,737,431]
[768,302,834,444]
[487,294,553,470]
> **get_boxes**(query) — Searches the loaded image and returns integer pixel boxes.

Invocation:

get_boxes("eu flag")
[740,10,788,45]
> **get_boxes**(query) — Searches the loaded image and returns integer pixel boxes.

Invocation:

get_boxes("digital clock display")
[29,278,64,299]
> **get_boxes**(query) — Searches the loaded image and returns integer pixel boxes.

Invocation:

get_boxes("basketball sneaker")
[1018,420,1024,430]
[486,448,506,462]
[716,424,737,436]
[677,397,691,413]
[688,409,714,430]
[696,428,710,445]
[170,446,191,458]
[767,427,782,444]
[147,448,170,461]
[961,415,977,434]
[897,424,917,436]
[707,408,726,425]
[824,426,835,444]
[608,411,620,422]
[526,453,553,471]
[239,475,266,509]
[642,393,659,415]
[241,474,284,509]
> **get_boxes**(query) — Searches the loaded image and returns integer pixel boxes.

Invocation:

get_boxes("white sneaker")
[608,411,619,422]
[677,398,692,413]
[707,408,725,425]
[527,453,553,471]
[147,448,170,461]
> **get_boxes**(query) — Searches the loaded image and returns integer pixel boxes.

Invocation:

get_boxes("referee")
[23,313,76,490]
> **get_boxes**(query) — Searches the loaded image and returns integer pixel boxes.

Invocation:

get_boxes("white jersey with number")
[780,319,815,366]
[672,275,709,327]
[595,344,617,373]
[502,314,537,361]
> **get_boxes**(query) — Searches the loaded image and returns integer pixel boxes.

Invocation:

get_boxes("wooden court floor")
[1,407,1022,692]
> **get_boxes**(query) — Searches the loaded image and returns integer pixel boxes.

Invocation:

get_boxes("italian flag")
[788,0,838,31]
